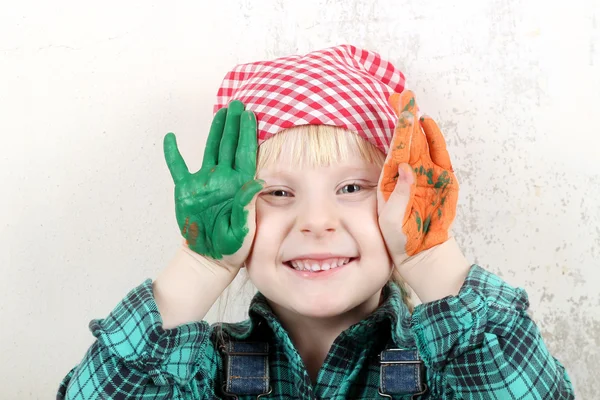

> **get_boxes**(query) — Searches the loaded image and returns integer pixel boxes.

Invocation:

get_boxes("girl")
[58,45,574,399]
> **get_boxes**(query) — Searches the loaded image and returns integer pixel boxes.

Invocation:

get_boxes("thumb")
[388,163,416,225]
[230,179,265,238]
[214,179,264,259]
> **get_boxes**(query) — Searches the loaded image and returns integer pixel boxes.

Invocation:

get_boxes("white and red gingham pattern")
[213,45,406,153]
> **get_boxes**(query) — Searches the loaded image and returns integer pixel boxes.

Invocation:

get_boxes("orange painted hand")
[377,90,459,266]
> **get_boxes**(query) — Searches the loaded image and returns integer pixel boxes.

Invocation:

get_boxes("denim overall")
[219,339,428,399]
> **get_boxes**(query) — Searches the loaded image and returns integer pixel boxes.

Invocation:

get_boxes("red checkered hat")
[213,45,406,153]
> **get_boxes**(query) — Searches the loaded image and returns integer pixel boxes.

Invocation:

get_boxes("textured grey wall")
[2,0,598,398]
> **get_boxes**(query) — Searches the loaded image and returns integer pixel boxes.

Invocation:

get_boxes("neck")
[268,288,384,383]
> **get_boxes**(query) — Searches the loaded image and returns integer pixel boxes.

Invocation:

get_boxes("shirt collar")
[221,281,414,348]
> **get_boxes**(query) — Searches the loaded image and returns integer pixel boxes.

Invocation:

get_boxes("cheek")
[246,209,287,283]
[255,202,286,235]
[344,196,380,230]
[353,220,385,247]
[250,203,288,259]
[344,204,388,253]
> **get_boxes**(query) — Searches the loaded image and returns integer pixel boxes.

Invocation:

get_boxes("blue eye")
[339,184,362,194]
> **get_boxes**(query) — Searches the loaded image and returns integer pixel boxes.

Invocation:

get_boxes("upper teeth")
[289,258,351,271]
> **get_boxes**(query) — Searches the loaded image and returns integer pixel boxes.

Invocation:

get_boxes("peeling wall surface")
[2,0,598,398]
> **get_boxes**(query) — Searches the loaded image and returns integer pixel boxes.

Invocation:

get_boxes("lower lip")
[285,259,356,280]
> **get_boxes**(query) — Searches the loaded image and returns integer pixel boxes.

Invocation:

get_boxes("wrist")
[180,243,240,277]
[394,237,471,304]
[153,246,239,329]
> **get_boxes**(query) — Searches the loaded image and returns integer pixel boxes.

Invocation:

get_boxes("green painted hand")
[163,100,264,268]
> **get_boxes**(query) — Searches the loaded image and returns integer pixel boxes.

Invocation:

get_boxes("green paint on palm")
[413,165,435,184]
[434,171,451,189]
[426,168,434,185]
[423,215,432,235]
[416,211,422,232]
[438,208,442,219]
[163,100,263,259]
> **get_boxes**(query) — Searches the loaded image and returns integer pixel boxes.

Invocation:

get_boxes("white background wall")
[2,0,598,398]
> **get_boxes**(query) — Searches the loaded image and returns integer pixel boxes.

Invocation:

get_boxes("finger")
[389,90,418,117]
[379,111,414,202]
[235,110,258,176]
[409,117,431,166]
[219,100,244,168]
[388,163,416,226]
[420,116,454,171]
[389,91,430,167]
[201,107,228,169]
[163,132,190,183]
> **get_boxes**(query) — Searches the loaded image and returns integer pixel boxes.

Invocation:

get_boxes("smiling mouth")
[283,257,358,272]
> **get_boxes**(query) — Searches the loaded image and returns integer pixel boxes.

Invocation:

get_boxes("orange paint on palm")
[381,90,459,256]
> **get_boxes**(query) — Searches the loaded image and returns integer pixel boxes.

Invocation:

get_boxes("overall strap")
[220,341,272,399]
[378,344,428,399]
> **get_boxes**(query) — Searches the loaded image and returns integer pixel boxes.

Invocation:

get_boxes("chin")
[291,296,353,319]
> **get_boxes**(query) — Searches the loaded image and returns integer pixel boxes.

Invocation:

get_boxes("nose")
[297,193,339,238]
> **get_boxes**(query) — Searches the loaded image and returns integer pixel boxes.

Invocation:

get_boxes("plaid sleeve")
[411,265,575,399]
[57,279,214,399]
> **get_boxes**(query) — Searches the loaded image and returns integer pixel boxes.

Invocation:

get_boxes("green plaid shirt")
[58,265,574,399]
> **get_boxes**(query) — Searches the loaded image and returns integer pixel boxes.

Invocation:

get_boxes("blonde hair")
[257,124,384,170]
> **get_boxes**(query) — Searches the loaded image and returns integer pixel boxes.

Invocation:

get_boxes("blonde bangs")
[257,125,386,171]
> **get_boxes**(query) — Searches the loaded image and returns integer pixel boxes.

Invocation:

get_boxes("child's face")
[245,149,393,318]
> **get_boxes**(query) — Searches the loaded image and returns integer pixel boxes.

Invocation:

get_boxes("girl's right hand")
[163,100,264,270]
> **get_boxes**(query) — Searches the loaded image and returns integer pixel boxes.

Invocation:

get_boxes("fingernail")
[400,111,414,120]
[398,164,414,183]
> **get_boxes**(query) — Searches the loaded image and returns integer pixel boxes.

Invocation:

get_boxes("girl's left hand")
[377,90,459,270]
